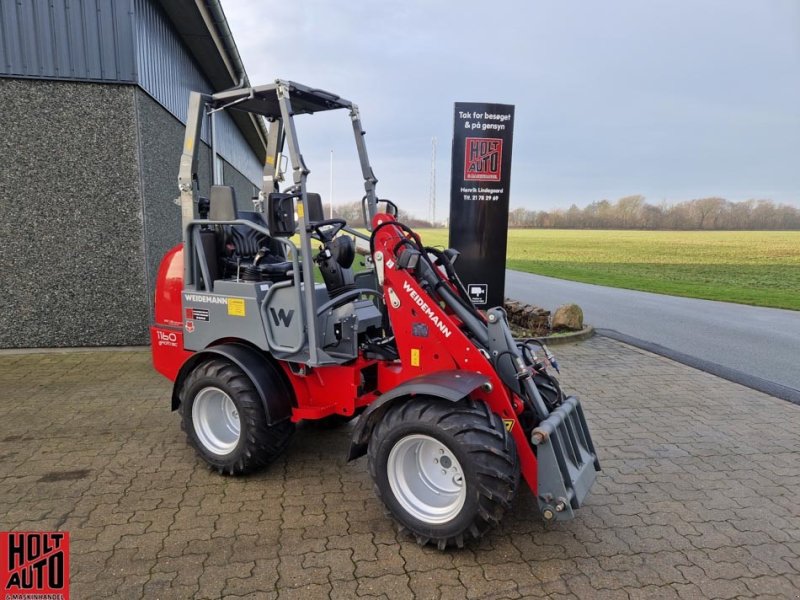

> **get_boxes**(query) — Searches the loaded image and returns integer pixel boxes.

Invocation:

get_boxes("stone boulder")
[552,304,584,331]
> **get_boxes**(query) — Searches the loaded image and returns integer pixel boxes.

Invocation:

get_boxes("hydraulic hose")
[370,219,490,347]
[416,258,489,348]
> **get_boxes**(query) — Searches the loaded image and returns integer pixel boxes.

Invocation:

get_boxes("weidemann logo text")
[184,294,228,305]
[402,280,452,338]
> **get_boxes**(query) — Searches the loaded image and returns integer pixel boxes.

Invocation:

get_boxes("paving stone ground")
[0,337,799,599]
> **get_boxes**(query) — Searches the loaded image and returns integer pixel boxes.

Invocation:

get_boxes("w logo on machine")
[269,308,294,327]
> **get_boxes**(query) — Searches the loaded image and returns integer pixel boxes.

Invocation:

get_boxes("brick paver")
[1,337,799,599]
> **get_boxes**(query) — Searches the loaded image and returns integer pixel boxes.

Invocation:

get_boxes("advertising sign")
[1,531,70,599]
[448,102,515,308]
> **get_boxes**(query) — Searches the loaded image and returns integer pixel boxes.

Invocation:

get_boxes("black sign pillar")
[448,102,515,308]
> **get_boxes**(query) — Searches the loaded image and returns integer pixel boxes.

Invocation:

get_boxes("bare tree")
[328,196,800,230]
[641,204,664,229]
[616,195,646,228]
[691,197,727,229]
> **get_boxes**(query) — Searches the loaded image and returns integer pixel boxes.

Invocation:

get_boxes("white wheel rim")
[192,387,241,455]
[387,434,466,525]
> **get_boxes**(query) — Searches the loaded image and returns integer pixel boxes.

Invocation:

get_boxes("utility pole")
[329,149,334,218]
[428,137,437,225]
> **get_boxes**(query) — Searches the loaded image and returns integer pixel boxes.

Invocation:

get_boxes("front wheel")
[180,358,294,475]
[368,397,519,549]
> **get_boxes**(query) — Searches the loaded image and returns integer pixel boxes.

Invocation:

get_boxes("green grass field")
[412,229,800,311]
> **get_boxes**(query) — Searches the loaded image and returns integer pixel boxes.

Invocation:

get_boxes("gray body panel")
[261,281,320,356]
[183,281,270,352]
[184,276,382,367]
[183,278,325,354]
[318,298,383,360]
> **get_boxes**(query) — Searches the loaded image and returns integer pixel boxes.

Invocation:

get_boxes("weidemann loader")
[151,80,599,549]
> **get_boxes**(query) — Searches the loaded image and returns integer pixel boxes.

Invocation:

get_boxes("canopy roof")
[211,80,353,119]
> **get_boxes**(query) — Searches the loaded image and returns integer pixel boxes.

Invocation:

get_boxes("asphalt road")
[505,269,800,396]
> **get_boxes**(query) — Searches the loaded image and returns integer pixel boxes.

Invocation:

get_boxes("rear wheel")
[180,358,294,475]
[368,397,519,549]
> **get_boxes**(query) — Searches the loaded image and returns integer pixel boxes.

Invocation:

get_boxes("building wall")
[0,0,263,187]
[0,80,259,349]
[134,0,263,185]
[0,0,137,82]
[0,78,149,347]
[135,89,257,315]
[0,0,266,348]
[222,161,259,206]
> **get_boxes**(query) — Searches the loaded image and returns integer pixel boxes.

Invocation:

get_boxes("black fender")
[347,370,490,461]
[172,343,293,424]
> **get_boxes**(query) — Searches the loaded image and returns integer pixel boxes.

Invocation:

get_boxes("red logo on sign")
[464,137,502,181]
[185,321,195,333]
[1,531,70,599]
[185,308,194,320]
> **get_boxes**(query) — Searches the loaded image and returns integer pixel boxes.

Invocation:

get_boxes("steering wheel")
[309,218,346,242]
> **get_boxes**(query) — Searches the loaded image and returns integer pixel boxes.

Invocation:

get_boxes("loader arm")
[368,214,600,522]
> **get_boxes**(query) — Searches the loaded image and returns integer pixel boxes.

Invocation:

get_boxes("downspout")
[194,0,269,157]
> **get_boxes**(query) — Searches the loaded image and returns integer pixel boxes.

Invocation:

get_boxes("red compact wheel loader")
[151,80,599,548]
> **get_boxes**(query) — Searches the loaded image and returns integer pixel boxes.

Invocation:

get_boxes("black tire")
[368,396,519,549]
[179,358,294,475]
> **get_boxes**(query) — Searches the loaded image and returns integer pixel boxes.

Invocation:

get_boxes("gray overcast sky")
[222,0,800,218]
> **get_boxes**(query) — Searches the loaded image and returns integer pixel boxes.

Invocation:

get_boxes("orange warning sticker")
[410,348,420,367]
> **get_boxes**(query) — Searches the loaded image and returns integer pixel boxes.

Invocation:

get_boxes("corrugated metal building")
[0,0,268,348]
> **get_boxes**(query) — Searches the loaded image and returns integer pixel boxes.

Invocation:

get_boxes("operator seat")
[208,185,293,282]
[315,234,356,298]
